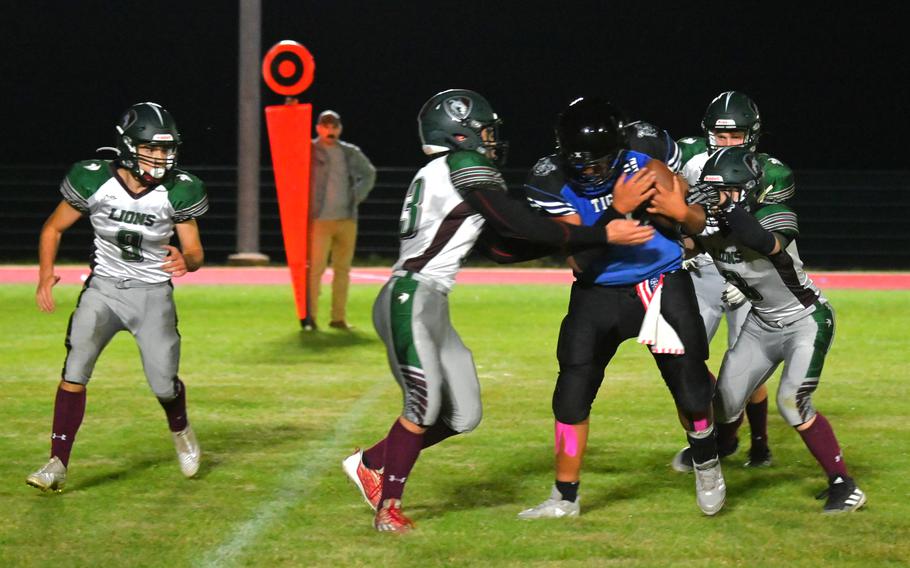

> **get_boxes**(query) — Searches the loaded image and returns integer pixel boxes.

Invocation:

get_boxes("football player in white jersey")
[341,89,656,532]
[27,102,208,492]
[681,147,865,513]
[673,92,797,471]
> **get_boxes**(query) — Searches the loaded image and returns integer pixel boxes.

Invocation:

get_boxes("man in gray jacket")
[307,110,376,331]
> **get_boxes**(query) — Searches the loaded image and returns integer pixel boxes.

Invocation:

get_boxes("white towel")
[636,275,685,355]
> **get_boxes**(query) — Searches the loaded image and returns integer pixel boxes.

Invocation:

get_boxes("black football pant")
[551,270,712,425]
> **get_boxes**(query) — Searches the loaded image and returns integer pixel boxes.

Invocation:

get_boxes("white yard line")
[196,383,385,568]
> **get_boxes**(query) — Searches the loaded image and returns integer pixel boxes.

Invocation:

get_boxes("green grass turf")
[1,283,908,567]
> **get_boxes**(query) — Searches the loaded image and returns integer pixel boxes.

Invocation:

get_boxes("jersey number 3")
[399,178,424,240]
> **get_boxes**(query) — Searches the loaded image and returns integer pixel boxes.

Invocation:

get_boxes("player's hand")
[646,175,689,222]
[605,219,654,245]
[36,274,61,312]
[611,169,657,215]
[721,282,748,309]
[681,257,700,273]
[162,245,188,277]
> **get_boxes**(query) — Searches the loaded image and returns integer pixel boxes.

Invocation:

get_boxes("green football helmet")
[115,102,181,184]
[417,89,508,165]
[701,91,761,153]
[699,146,763,206]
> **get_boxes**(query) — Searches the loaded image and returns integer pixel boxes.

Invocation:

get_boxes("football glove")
[686,183,721,208]
[721,282,748,310]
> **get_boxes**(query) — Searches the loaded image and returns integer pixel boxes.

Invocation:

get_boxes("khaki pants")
[309,218,357,323]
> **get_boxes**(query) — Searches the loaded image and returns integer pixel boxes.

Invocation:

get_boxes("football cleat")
[374,498,414,533]
[744,446,773,468]
[671,437,739,473]
[693,457,726,516]
[818,475,867,514]
[329,320,354,332]
[342,449,383,510]
[517,486,580,519]
[26,456,67,493]
[172,425,201,478]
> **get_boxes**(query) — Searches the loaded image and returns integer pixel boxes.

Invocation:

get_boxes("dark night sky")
[4,2,906,170]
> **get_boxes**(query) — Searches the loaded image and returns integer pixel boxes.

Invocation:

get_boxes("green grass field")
[1,283,908,567]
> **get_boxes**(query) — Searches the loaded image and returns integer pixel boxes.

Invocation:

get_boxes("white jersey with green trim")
[678,137,796,269]
[696,203,824,324]
[59,160,208,284]
[392,151,503,291]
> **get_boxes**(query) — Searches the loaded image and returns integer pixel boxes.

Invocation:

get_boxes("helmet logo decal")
[714,119,737,127]
[443,96,473,122]
[152,133,175,142]
[703,175,725,183]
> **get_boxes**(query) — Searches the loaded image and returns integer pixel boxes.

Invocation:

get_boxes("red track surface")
[1,266,908,289]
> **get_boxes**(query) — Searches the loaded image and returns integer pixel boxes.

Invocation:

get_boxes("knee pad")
[155,376,184,403]
[552,389,592,425]
[450,409,482,434]
[670,363,714,416]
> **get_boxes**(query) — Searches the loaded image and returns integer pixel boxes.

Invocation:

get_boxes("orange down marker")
[262,41,316,326]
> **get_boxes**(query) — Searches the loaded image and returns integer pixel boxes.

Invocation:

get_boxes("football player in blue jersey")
[518,97,725,517]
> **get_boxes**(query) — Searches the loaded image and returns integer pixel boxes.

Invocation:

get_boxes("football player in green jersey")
[673,92,795,471]
[680,147,866,513]
[27,102,208,492]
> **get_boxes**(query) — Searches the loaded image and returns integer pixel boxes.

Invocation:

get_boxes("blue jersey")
[524,150,682,286]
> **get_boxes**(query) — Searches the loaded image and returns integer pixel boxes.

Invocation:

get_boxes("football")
[642,158,680,194]
[639,159,682,229]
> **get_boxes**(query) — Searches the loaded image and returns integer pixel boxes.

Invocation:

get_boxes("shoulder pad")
[62,160,114,204]
[676,137,708,166]
[525,154,570,197]
[66,160,113,188]
[446,151,506,193]
[756,153,795,203]
[167,169,209,221]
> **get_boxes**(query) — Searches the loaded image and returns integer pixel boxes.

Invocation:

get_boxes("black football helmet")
[701,91,761,153]
[115,102,181,184]
[556,97,625,186]
[699,146,763,206]
[417,89,508,165]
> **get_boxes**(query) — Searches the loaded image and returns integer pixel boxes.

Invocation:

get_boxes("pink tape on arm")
[693,418,709,432]
[555,421,579,457]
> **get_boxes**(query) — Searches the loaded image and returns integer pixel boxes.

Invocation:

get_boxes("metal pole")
[229,0,269,265]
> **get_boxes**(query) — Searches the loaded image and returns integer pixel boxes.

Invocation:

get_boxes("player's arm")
[165,220,205,278]
[36,200,83,312]
[462,187,652,247]
[474,228,562,264]
[714,193,783,256]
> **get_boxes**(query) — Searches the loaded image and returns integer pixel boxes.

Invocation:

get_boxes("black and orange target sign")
[262,41,315,96]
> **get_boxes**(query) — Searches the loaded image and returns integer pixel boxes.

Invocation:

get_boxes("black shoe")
[744,446,772,468]
[671,438,739,473]
[301,317,318,331]
[816,475,867,513]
